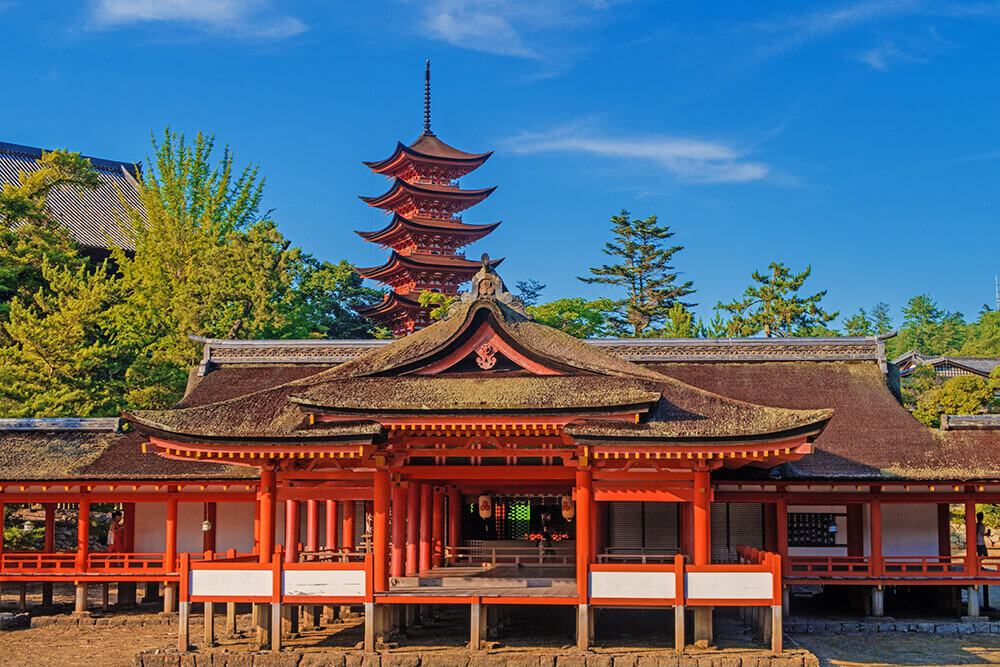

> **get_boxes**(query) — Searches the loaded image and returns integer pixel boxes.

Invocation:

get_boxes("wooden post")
[373,470,390,592]
[178,601,190,651]
[271,603,282,653]
[938,503,952,557]
[42,503,56,606]
[285,499,300,563]
[391,482,407,578]
[674,604,685,654]
[364,602,375,652]
[203,502,217,553]
[101,583,110,610]
[470,600,485,650]
[847,504,864,558]
[447,486,461,565]
[870,496,883,577]
[575,469,592,602]
[771,604,783,653]
[76,496,90,571]
[968,585,982,617]
[306,499,320,553]
[163,581,177,614]
[260,466,277,563]
[419,484,433,573]
[871,586,885,617]
[165,496,178,572]
[432,486,445,568]
[407,482,420,575]
[74,582,88,614]
[692,469,712,643]
[204,601,215,647]
[966,499,978,576]
[325,500,338,550]
[342,500,356,552]
[674,553,685,653]
[226,601,237,636]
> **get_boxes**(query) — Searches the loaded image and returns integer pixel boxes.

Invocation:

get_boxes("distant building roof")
[0,141,141,252]
[893,349,1000,377]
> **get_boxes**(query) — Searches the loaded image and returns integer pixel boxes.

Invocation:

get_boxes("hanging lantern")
[478,495,493,519]
[201,519,213,533]
[560,495,575,521]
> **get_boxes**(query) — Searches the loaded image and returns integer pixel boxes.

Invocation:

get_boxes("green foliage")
[3,525,44,551]
[912,372,1000,427]
[900,365,942,410]
[527,297,615,338]
[844,302,893,337]
[886,294,965,358]
[715,262,838,337]
[0,130,381,416]
[579,209,694,337]
[959,310,1000,356]
[0,150,99,324]
[514,279,546,307]
[0,261,127,417]
[419,291,457,321]
[661,303,698,338]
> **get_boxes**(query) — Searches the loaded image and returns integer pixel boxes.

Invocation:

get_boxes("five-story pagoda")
[356,62,502,336]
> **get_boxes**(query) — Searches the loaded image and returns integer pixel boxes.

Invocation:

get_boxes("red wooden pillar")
[870,497,883,576]
[342,500,356,552]
[447,486,461,564]
[285,500,300,563]
[432,486,445,568]
[391,482,407,578]
[589,500,600,562]
[259,466,276,563]
[406,482,420,575]
[693,470,711,565]
[776,498,789,569]
[306,500,320,553]
[373,470,390,592]
[203,502,217,553]
[419,484,433,573]
[165,495,178,571]
[966,498,978,575]
[325,500,338,550]
[44,504,56,553]
[575,469,592,601]
[76,496,91,571]
[846,504,864,558]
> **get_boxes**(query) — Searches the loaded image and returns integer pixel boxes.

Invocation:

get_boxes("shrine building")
[3,66,1000,656]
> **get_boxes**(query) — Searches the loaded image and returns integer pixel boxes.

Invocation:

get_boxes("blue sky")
[2,1,999,327]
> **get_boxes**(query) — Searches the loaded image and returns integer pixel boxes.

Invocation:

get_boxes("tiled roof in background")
[0,141,141,251]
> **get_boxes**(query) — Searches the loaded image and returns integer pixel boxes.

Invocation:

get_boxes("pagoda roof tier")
[355,291,424,319]
[360,178,496,217]
[356,214,501,248]
[355,252,503,283]
[364,133,492,179]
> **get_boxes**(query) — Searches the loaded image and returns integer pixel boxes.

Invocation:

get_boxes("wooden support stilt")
[101,583,110,611]
[576,604,591,650]
[41,583,53,607]
[771,605,783,654]
[311,605,321,629]
[177,601,190,652]
[271,603,282,653]
[204,601,215,647]
[18,584,27,611]
[227,601,237,636]
[871,586,885,617]
[74,582,88,614]
[364,602,376,652]
[163,583,177,614]
[693,608,712,644]
[968,585,982,618]
[674,604,685,653]
[470,601,485,650]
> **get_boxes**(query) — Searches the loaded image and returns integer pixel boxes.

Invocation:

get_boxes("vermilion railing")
[787,554,1000,579]
[0,550,256,575]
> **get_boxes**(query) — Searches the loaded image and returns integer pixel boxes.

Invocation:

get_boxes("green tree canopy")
[959,310,1000,356]
[579,209,694,337]
[514,279,546,307]
[887,294,965,358]
[527,298,614,338]
[715,262,838,337]
[912,370,1000,428]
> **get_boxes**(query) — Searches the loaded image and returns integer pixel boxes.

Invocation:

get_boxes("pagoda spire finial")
[424,60,433,135]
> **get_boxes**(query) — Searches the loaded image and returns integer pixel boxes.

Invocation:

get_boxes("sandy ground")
[793,633,1000,667]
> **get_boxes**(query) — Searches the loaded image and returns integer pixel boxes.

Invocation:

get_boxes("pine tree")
[716,262,837,337]
[579,209,694,337]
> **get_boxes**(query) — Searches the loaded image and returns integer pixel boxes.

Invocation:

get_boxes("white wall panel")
[283,570,365,597]
[190,569,272,597]
[589,570,676,599]
[686,571,773,600]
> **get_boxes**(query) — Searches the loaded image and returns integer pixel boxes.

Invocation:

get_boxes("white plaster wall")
[882,503,939,557]
[177,502,204,554]
[134,502,165,552]
[787,505,848,558]
[215,502,255,553]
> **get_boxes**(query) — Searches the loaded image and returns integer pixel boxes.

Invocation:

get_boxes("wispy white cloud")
[89,0,306,40]
[746,0,994,67]
[415,0,620,60]
[505,122,770,184]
